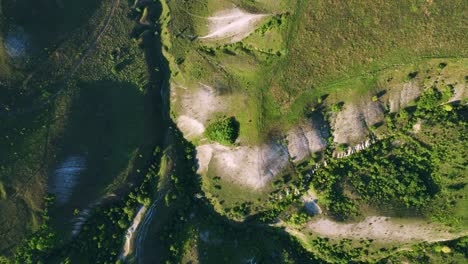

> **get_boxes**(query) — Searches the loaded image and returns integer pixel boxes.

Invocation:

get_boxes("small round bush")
[204,116,239,145]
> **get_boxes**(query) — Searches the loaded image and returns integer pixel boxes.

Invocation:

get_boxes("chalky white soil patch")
[199,8,268,43]
[388,81,422,113]
[287,120,327,163]
[302,189,322,215]
[50,156,86,205]
[177,115,205,139]
[3,27,30,58]
[172,83,227,139]
[332,104,369,145]
[307,216,461,242]
[196,142,289,189]
[332,101,384,146]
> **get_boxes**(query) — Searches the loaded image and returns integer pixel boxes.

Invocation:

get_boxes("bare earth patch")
[199,8,268,43]
[196,142,290,189]
[287,120,327,163]
[176,115,205,139]
[332,104,368,145]
[172,83,227,139]
[448,82,467,103]
[388,81,422,113]
[4,26,30,58]
[302,189,322,215]
[307,216,463,243]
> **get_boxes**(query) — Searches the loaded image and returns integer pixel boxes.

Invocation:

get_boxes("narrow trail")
[0,0,120,117]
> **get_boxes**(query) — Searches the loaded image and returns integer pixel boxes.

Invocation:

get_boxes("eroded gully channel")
[121,1,171,262]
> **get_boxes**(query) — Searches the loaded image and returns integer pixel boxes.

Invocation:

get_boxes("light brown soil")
[199,8,267,43]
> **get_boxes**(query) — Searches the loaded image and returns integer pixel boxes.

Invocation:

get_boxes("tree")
[204,116,240,145]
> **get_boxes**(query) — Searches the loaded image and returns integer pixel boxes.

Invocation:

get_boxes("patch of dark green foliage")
[204,116,239,145]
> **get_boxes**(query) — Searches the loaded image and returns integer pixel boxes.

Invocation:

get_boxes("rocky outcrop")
[388,81,422,113]
[287,120,328,163]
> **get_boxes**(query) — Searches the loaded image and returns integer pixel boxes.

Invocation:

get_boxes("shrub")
[437,62,447,70]
[204,116,239,145]
[331,102,344,113]
[337,143,348,152]
[406,71,418,81]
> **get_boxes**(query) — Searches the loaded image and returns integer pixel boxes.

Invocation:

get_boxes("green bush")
[331,102,344,113]
[204,116,239,145]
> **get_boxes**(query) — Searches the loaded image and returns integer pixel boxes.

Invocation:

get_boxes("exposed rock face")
[449,82,467,103]
[177,73,467,190]
[172,83,227,139]
[176,115,205,139]
[196,142,290,189]
[287,120,328,163]
[333,139,374,159]
[302,189,322,215]
[332,104,368,145]
[388,82,422,112]
[362,100,385,128]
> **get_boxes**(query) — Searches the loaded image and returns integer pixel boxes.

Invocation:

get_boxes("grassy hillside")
[0,0,155,255]
[0,0,466,263]
[165,0,467,140]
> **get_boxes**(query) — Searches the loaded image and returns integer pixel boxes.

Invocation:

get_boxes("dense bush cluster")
[312,137,439,219]
[204,116,239,145]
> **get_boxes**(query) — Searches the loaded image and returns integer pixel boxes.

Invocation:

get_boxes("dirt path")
[198,8,267,42]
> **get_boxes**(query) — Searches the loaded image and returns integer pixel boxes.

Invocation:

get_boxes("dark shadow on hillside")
[132,1,323,262]
[2,0,100,49]
[48,80,145,232]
